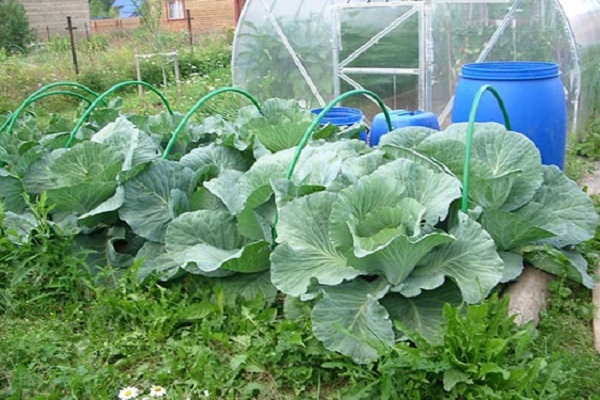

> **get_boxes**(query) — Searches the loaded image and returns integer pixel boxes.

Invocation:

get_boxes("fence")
[91,18,143,34]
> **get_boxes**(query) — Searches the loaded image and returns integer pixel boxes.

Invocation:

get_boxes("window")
[167,0,185,20]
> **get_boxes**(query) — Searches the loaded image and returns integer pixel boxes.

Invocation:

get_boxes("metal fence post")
[186,10,194,48]
[65,17,79,75]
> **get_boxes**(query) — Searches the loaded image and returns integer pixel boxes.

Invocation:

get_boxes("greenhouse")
[232,0,600,131]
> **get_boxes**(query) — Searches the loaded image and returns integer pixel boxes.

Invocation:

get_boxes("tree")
[133,0,163,44]
[0,0,35,53]
[89,0,117,19]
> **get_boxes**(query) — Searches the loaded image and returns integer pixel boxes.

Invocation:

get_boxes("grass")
[0,197,346,399]
[0,28,233,115]
[531,193,600,400]
[0,275,344,399]
[535,281,600,400]
[2,28,600,399]
[0,156,598,399]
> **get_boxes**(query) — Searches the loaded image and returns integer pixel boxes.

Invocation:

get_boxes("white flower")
[203,389,210,397]
[118,386,140,400]
[149,385,167,397]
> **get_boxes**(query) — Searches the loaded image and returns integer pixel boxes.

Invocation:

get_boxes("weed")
[575,120,600,160]
[344,294,568,399]
[565,133,596,181]
[0,195,91,315]
[535,278,600,400]
[0,29,232,113]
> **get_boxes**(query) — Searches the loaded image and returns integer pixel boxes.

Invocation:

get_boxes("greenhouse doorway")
[332,2,424,116]
[332,0,534,122]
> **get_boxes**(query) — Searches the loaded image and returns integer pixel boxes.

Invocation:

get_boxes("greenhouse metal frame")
[233,0,600,130]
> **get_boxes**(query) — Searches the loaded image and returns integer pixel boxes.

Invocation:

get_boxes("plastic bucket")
[310,106,365,136]
[452,61,567,169]
[370,110,440,146]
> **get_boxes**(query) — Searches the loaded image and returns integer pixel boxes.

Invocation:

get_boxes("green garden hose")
[271,89,393,246]
[285,89,392,180]
[461,84,511,213]
[6,91,94,134]
[161,87,263,159]
[66,81,174,148]
[0,82,103,133]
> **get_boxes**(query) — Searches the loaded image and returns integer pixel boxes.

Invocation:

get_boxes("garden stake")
[162,87,263,159]
[461,84,511,214]
[271,89,393,247]
[1,82,104,134]
[6,91,94,135]
[66,81,174,148]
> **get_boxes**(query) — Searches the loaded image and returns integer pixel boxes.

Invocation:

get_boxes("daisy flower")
[149,385,167,397]
[118,386,140,400]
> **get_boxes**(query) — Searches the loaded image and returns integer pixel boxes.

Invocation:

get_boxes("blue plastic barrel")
[369,110,440,146]
[310,107,364,135]
[452,61,567,169]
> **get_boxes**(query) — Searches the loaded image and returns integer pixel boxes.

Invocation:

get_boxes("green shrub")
[178,46,231,78]
[137,58,174,86]
[76,68,114,93]
[89,0,118,19]
[0,0,36,53]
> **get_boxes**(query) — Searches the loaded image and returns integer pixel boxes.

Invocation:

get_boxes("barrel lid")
[310,106,364,125]
[460,61,560,80]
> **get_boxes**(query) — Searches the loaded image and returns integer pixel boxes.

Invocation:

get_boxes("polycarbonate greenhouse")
[232,0,600,131]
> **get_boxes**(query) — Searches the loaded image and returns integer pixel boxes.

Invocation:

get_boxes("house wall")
[160,0,247,33]
[90,0,247,35]
[21,0,90,40]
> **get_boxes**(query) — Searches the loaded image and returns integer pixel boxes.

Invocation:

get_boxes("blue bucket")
[370,110,440,146]
[452,61,567,169]
[310,107,365,136]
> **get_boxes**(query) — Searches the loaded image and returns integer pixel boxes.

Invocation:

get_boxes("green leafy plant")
[89,0,117,19]
[235,15,333,106]
[271,123,597,363]
[575,120,600,160]
[1,95,597,368]
[0,99,346,301]
[0,0,35,54]
[0,193,90,314]
[345,294,568,399]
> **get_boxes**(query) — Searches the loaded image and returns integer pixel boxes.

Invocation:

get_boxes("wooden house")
[160,0,247,33]
[91,0,247,35]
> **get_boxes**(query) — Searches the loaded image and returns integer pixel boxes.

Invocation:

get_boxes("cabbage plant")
[0,99,597,365]
[270,123,598,364]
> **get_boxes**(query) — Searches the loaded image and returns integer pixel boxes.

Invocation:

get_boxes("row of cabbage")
[0,99,597,363]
